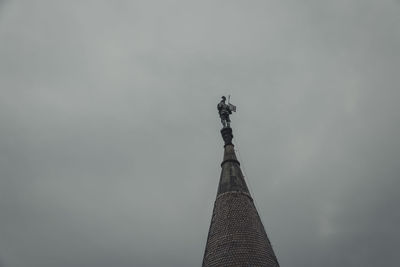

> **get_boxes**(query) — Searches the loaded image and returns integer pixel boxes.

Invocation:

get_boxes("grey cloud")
[1,0,399,266]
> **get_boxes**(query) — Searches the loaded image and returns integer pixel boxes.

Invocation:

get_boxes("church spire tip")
[220,127,234,146]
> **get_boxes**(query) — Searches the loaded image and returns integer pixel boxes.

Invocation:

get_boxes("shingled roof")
[202,127,280,267]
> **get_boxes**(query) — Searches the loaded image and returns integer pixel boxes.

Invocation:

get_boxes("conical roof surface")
[202,128,279,267]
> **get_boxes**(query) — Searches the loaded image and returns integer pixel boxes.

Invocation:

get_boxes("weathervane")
[217,95,236,128]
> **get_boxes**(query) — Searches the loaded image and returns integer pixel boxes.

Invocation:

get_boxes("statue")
[217,96,236,128]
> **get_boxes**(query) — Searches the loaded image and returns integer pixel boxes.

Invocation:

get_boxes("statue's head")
[221,96,226,102]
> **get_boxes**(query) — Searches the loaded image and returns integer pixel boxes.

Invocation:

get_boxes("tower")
[202,127,280,267]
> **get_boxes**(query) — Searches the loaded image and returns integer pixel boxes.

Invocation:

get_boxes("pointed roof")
[202,127,280,267]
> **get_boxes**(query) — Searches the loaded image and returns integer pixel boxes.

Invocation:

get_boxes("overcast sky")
[1,0,400,266]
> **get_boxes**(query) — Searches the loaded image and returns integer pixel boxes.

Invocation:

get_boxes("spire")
[217,128,249,196]
[202,127,280,267]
